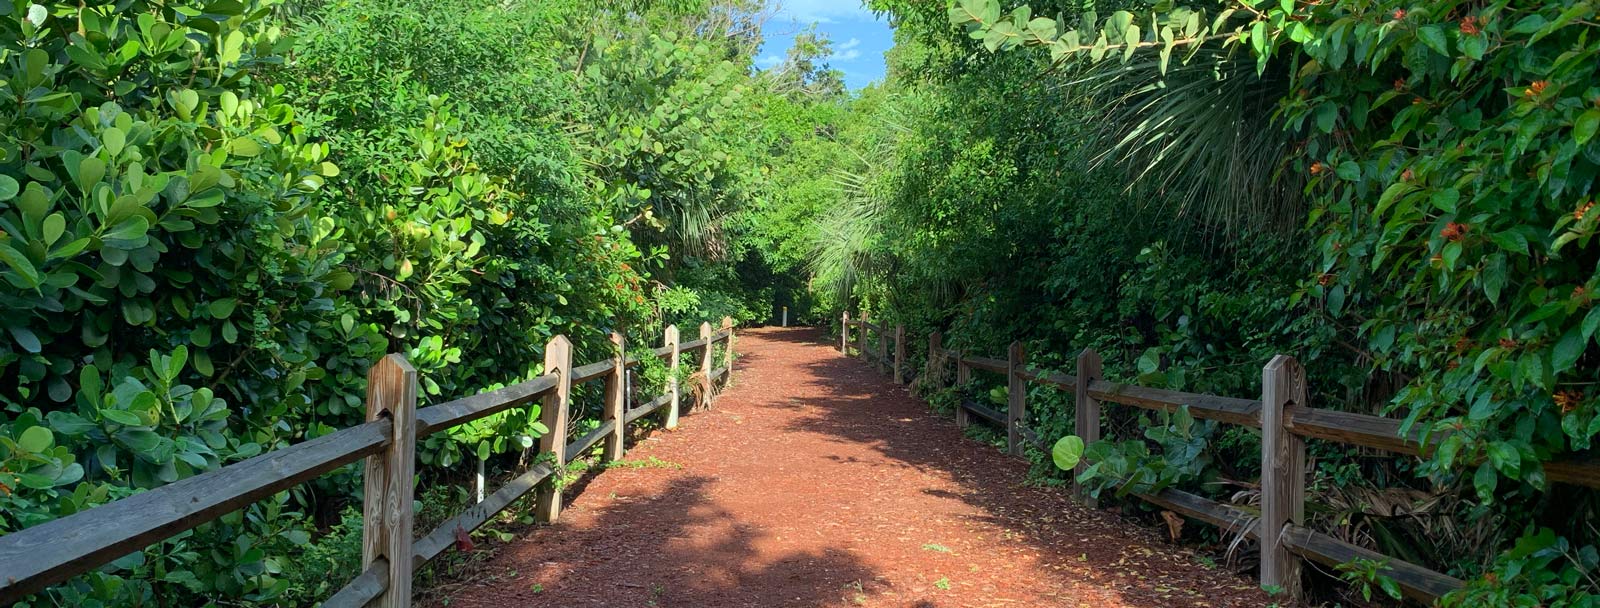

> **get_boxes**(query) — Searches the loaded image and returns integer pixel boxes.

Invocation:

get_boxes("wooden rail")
[0,318,738,606]
[889,318,1600,605]
[839,312,906,384]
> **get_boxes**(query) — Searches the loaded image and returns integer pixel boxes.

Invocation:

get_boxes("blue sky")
[756,1,892,90]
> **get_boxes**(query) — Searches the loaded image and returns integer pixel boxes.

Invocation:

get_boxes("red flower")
[1440,222,1469,242]
[1392,8,1406,20]
[1459,16,1480,35]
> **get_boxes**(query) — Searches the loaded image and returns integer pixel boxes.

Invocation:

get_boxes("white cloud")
[838,37,861,50]
[830,49,862,62]
[756,54,785,69]
[773,0,873,24]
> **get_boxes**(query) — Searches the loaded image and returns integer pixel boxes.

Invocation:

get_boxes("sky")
[755,0,892,90]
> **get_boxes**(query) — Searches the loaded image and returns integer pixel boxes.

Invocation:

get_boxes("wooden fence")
[847,313,1600,605]
[0,318,737,606]
[839,312,907,385]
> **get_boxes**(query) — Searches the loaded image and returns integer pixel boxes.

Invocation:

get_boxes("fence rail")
[857,315,1600,605]
[839,312,907,385]
[0,318,738,606]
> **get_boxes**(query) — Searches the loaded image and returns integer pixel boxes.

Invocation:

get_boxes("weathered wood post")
[782,306,788,327]
[954,349,971,429]
[603,331,626,461]
[1261,355,1308,599]
[893,324,906,385]
[927,331,944,389]
[840,312,850,355]
[1007,341,1026,457]
[721,316,735,384]
[535,336,572,523]
[664,325,681,430]
[877,324,888,375]
[858,312,870,362]
[1074,348,1102,507]
[363,354,417,607]
[699,322,714,408]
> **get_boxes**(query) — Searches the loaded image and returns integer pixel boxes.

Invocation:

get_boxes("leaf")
[1417,25,1450,57]
[102,128,126,157]
[477,441,490,461]
[17,426,53,452]
[1576,110,1600,146]
[1052,435,1085,471]
[1335,161,1360,181]
[1487,441,1522,479]
[0,243,41,288]
[9,326,41,353]
[1473,461,1498,502]
[209,298,238,319]
[101,409,144,426]
[1553,327,1585,373]
[0,175,18,201]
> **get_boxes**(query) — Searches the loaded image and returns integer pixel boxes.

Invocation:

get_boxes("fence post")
[1261,355,1308,599]
[893,324,906,385]
[699,322,713,408]
[877,325,888,375]
[858,312,869,362]
[664,325,680,430]
[1007,341,1026,457]
[721,316,735,383]
[782,306,788,327]
[535,336,572,523]
[362,354,417,607]
[603,331,626,461]
[841,312,850,355]
[1074,348,1102,507]
[954,349,971,429]
[927,331,943,389]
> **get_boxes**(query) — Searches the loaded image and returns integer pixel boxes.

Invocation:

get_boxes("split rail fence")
[841,312,1600,604]
[0,318,737,607]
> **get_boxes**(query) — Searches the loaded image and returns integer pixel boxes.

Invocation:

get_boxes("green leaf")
[1487,441,1522,479]
[209,298,238,319]
[0,175,18,201]
[1576,110,1600,146]
[9,326,41,353]
[1473,461,1498,502]
[18,426,53,452]
[102,128,126,157]
[1417,25,1450,57]
[1553,327,1585,373]
[1052,435,1085,471]
[101,409,144,426]
[477,440,490,461]
[0,242,41,288]
[1335,162,1360,181]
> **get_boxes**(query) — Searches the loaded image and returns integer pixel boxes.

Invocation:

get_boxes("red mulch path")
[439,327,1272,607]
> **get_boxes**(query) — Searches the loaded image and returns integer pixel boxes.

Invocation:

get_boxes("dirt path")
[442,327,1271,607]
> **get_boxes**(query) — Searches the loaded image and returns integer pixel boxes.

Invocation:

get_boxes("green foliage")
[1335,557,1404,603]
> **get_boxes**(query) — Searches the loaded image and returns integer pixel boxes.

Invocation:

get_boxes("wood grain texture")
[1260,355,1307,599]
[362,354,417,608]
[1134,488,1258,541]
[665,325,681,430]
[565,420,619,462]
[963,355,1007,374]
[1283,524,1463,604]
[0,420,389,602]
[840,312,850,354]
[413,462,554,569]
[721,317,735,383]
[604,331,626,461]
[1075,349,1103,507]
[414,373,557,437]
[627,394,674,424]
[1087,381,1262,428]
[571,359,616,384]
[536,335,572,523]
[1006,341,1026,457]
[699,322,714,409]
[322,558,389,608]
